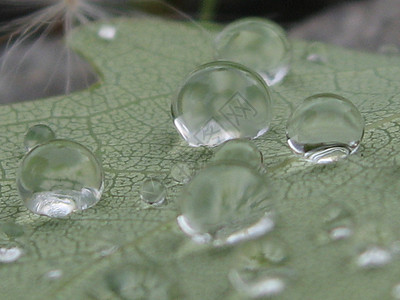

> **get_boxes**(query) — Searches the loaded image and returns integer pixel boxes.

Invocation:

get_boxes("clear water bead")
[17,139,104,218]
[0,247,23,263]
[170,163,194,184]
[211,139,264,171]
[177,162,274,246]
[172,61,273,147]
[305,42,328,64]
[24,124,56,151]
[215,18,291,86]
[140,178,166,205]
[286,93,364,164]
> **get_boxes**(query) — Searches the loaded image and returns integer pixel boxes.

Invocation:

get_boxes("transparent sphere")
[177,162,274,246]
[211,139,263,171]
[172,61,273,147]
[24,124,56,151]
[140,178,166,205]
[17,139,104,218]
[286,93,364,164]
[215,18,291,86]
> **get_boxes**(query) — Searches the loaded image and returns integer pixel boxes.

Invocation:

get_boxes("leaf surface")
[1,18,400,300]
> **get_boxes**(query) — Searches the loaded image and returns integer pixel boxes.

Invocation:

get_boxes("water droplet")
[229,268,287,298]
[356,246,392,269]
[211,139,264,171]
[177,162,274,246]
[171,61,273,147]
[240,236,289,268]
[23,124,55,151]
[305,42,328,64]
[140,178,166,205]
[43,269,63,280]
[286,93,364,164]
[106,263,177,300]
[316,202,354,244]
[215,18,291,85]
[98,25,117,40]
[17,139,104,218]
[1,222,24,238]
[392,283,400,299]
[170,163,194,184]
[0,247,23,263]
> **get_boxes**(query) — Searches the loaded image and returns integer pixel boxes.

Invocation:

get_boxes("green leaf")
[1,17,400,299]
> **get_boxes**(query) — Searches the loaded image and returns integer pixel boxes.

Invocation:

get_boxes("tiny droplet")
[44,269,63,280]
[0,247,23,263]
[170,163,194,184]
[140,178,167,205]
[305,42,328,64]
[356,246,392,269]
[98,25,117,40]
[24,124,55,151]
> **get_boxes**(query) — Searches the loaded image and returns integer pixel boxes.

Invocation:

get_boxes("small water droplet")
[177,162,274,246]
[170,163,194,184]
[356,246,392,269]
[23,124,55,151]
[106,263,177,300]
[0,247,23,263]
[378,44,400,55]
[215,18,291,85]
[171,61,273,147]
[211,139,264,171]
[17,139,104,218]
[140,178,166,205]
[1,222,24,238]
[305,42,328,64]
[44,269,63,280]
[286,93,364,163]
[98,25,117,40]
[391,283,400,299]
[229,268,287,298]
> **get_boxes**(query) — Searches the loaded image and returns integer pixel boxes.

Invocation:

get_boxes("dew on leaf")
[356,246,392,269]
[43,269,63,280]
[177,162,274,246]
[0,247,23,263]
[211,139,264,171]
[23,124,56,151]
[305,42,328,64]
[98,25,117,40]
[17,139,104,218]
[172,61,273,147]
[286,93,364,164]
[140,178,167,205]
[106,263,176,300]
[229,268,287,298]
[170,162,194,184]
[215,18,291,86]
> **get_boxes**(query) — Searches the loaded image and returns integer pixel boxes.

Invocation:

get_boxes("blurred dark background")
[0,0,399,103]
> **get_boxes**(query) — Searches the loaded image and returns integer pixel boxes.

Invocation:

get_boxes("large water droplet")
[171,61,273,147]
[170,162,194,184]
[229,268,287,298]
[140,178,166,205]
[106,263,177,300]
[215,18,291,85]
[98,25,117,40]
[211,139,264,171]
[177,162,274,246]
[0,247,23,263]
[356,246,392,269]
[17,139,104,218]
[286,93,364,164]
[23,124,56,151]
